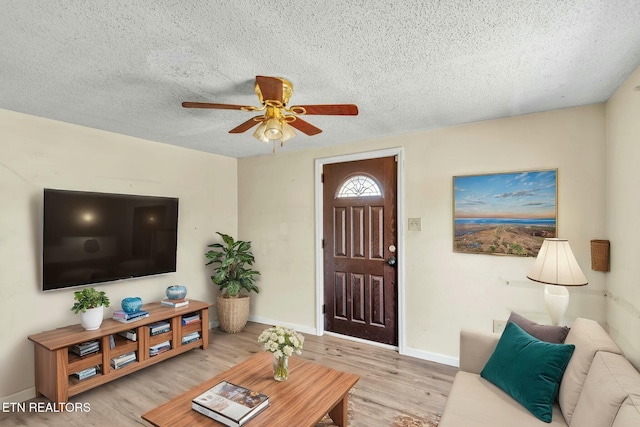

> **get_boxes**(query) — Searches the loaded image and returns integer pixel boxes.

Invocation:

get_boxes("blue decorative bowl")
[121,297,142,313]
[166,285,187,300]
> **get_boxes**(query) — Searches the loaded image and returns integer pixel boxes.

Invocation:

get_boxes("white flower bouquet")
[257,326,305,358]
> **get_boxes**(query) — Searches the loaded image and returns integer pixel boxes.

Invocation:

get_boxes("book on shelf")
[70,340,100,357]
[149,341,171,356]
[182,331,200,344]
[112,309,150,320]
[113,313,149,324]
[109,334,115,349]
[149,321,171,335]
[161,298,190,308]
[191,381,269,427]
[182,313,200,325]
[111,351,137,369]
[117,329,137,341]
[72,365,100,380]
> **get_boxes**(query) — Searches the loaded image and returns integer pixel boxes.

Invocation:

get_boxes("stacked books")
[111,351,136,369]
[112,309,149,323]
[149,341,171,356]
[182,331,200,345]
[117,329,137,342]
[182,313,200,325]
[192,381,269,427]
[70,340,100,357]
[149,321,171,336]
[161,298,189,308]
[72,365,100,381]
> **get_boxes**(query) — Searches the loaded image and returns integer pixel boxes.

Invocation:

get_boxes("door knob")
[387,256,397,266]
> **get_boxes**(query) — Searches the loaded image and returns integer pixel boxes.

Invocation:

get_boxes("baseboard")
[402,346,459,368]
[248,315,317,336]
[1,387,36,404]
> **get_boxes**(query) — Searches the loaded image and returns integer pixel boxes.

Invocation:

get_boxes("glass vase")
[273,354,289,381]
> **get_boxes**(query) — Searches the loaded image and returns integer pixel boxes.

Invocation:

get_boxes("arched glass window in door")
[336,175,382,198]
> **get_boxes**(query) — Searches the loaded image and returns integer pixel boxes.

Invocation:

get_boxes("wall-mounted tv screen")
[42,189,178,291]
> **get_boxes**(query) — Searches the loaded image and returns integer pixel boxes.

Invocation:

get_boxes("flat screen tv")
[42,189,178,291]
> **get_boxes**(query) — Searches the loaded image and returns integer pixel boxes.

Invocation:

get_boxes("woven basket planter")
[216,295,250,333]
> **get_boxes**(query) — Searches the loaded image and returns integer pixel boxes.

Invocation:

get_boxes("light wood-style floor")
[2,322,457,427]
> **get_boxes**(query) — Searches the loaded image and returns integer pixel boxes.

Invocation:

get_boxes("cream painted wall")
[0,109,237,400]
[605,66,640,369]
[238,104,607,362]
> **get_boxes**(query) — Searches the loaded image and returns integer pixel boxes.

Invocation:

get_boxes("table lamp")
[526,238,588,325]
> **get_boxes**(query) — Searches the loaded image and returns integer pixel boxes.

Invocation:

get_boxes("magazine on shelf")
[149,321,171,335]
[182,313,200,325]
[72,365,100,380]
[161,298,190,308]
[111,351,137,369]
[117,329,137,341]
[70,341,100,356]
[149,340,171,356]
[192,381,269,427]
[112,309,150,320]
[113,313,149,324]
[182,331,200,344]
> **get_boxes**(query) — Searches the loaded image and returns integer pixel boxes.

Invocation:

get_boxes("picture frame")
[452,169,557,256]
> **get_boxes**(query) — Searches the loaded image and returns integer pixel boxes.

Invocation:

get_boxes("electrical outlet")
[408,218,422,231]
[493,319,507,334]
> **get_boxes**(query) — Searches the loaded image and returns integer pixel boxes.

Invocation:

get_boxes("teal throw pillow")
[480,322,575,423]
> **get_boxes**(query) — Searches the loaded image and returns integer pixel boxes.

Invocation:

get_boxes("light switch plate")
[408,218,422,231]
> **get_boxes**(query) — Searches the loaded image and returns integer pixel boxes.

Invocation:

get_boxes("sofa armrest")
[459,329,500,374]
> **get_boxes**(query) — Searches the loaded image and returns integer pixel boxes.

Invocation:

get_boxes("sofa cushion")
[508,311,569,343]
[569,352,640,427]
[559,318,622,425]
[459,329,500,375]
[612,395,640,427]
[439,371,568,427]
[481,322,575,423]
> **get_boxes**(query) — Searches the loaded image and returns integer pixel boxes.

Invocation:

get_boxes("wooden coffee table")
[142,351,359,426]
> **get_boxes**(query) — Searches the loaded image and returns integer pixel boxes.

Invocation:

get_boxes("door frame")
[314,147,406,354]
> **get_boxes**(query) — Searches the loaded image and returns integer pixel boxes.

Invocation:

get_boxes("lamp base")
[544,285,569,326]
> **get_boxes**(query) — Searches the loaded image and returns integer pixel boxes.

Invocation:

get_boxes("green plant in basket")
[71,288,110,314]
[205,232,260,297]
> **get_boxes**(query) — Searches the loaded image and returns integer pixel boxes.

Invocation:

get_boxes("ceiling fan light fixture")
[264,117,283,140]
[281,122,296,143]
[252,121,270,143]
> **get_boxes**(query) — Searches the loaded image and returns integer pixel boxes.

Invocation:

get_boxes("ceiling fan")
[182,76,358,152]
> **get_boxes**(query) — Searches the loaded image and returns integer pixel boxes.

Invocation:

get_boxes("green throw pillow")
[480,322,575,423]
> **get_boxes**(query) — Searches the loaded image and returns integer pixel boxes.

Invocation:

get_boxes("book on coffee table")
[191,381,269,427]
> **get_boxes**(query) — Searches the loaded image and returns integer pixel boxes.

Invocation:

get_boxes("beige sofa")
[440,318,640,426]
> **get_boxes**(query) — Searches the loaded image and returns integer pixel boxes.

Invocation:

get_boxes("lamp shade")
[264,117,283,140]
[527,238,588,286]
[252,121,269,143]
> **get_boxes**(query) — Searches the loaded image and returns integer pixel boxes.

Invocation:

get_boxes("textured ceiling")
[1,1,639,158]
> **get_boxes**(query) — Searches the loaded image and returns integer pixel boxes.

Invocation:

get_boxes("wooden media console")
[28,299,211,403]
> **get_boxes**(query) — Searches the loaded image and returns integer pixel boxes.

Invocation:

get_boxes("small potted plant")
[71,287,110,330]
[205,232,260,333]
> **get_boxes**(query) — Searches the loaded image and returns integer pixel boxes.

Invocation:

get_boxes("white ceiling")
[1,1,639,158]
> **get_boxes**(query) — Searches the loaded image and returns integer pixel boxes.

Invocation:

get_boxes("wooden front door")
[323,156,398,345]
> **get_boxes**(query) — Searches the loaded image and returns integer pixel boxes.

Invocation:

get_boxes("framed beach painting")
[453,169,557,256]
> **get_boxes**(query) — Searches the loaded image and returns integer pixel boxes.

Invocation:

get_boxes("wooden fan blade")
[229,116,263,134]
[288,117,323,136]
[256,76,283,103]
[182,102,251,110]
[291,104,359,115]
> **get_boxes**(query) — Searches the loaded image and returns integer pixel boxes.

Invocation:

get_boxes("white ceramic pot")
[80,306,104,330]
